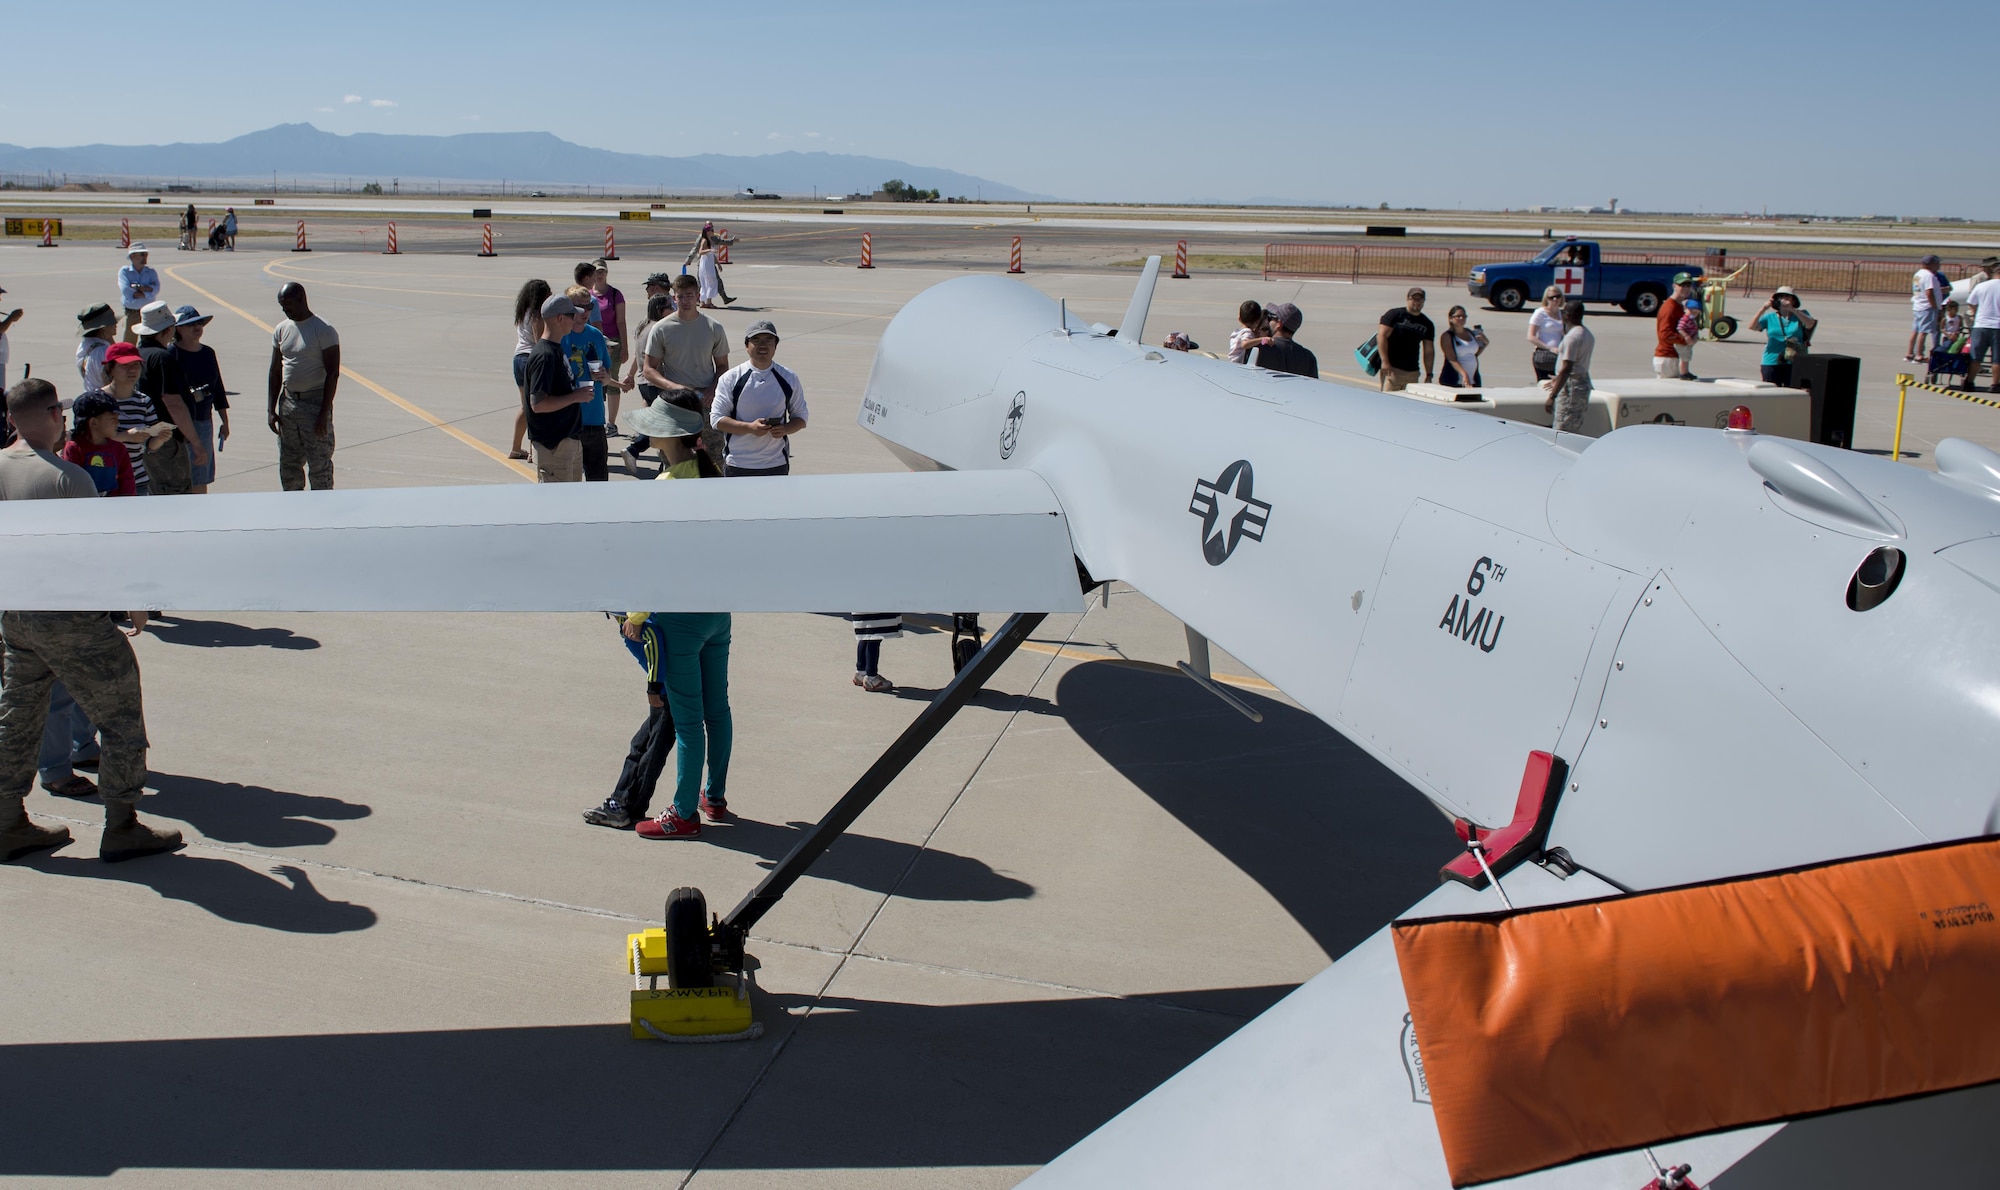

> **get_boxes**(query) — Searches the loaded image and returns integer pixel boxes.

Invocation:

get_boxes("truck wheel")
[1627,287,1664,317]
[664,886,714,989]
[1710,315,1738,340]
[1490,284,1526,312]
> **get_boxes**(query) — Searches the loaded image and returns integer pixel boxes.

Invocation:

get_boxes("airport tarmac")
[0,241,1994,1186]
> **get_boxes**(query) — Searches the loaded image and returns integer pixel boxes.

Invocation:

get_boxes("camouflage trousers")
[1553,374,1592,434]
[0,612,148,803]
[277,390,334,491]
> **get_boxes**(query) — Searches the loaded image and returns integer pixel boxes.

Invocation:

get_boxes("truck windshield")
[1531,244,1564,265]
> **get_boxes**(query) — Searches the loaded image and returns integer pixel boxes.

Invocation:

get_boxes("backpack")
[722,367,796,461]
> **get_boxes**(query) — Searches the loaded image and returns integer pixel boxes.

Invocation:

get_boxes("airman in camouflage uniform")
[0,378,182,864]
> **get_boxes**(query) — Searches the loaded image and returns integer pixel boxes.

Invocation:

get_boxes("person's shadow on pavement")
[144,617,320,651]
[143,772,370,849]
[26,853,377,934]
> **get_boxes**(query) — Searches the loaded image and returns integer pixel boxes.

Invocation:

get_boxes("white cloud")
[766,132,783,140]
[315,106,336,113]
[805,131,820,138]
[343,94,363,104]
[460,114,480,121]
[369,98,397,108]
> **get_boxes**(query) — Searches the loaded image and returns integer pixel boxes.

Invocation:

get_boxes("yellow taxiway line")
[163,262,534,480]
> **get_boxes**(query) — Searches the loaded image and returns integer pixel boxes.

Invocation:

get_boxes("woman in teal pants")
[633,611,732,839]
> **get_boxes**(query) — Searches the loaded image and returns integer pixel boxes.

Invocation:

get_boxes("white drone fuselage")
[859,274,2000,1186]
[862,274,2000,888]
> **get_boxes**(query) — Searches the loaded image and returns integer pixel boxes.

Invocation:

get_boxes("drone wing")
[0,471,1083,614]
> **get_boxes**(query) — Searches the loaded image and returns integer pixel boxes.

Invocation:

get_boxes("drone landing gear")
[638,612,1047,1038]
[950,613,983,674]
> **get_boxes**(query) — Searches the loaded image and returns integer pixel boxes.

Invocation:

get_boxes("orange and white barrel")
[716,230,730,264]
[119,218,131,250]
[603,225,618,261]
[38,218,55,247]
[479,223,496,257]
[1172,240,1190,279]
[858,232,874,269]
[1008,236,1024,274]
[384,222,399,255]
[292,220,310,252]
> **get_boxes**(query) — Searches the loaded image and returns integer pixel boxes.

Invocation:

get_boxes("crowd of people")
[1910,254,2000,393]
[494,245,885,842]
[0,255,349,863]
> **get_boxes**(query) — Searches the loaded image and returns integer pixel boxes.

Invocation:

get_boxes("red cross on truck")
[1467,238,1700,318]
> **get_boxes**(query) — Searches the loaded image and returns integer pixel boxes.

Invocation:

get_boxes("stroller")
[1926,344,1972,388]
[206,223,227,251]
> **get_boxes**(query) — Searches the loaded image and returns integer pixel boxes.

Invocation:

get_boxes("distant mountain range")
[0,123,1050,201]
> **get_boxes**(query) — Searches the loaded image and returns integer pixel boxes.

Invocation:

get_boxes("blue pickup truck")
[1467,239,1700,318]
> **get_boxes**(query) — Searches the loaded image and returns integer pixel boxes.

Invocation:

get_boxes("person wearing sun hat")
[75,302,119,391]
[1752,286,1816,388]
[116,244,160,343]
[170,305,227,492]
[131,301,201,495]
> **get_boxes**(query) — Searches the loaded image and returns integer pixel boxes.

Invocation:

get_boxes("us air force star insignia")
[999,391,1025,459]
[1189,460,1270,566]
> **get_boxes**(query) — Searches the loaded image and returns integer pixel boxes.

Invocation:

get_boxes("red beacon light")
[1725,405,1754,432]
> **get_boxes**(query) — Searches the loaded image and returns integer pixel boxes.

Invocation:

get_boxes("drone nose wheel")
[664,886,715,989]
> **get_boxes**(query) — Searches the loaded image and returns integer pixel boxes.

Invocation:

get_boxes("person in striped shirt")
[99,343,173,495]
[849,613,901,693]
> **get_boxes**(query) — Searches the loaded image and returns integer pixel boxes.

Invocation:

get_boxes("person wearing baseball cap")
[1910,254,1949,362]
[75,302,119,390]
[711,320,806,477]
[1655,273,1699,380]
[521,293,592,481]
[1254,302,1317,378]
[117,244,160,343]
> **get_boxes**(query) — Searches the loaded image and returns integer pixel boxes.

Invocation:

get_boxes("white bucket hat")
[626,399,705,440]
[126,243,150,258]
[133,300,178,338]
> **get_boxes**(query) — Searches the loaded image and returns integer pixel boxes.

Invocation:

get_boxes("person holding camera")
[1437,306,1487,388]
[1752,286,1816,388]
[711,320,807,477]
[169,306,229,494]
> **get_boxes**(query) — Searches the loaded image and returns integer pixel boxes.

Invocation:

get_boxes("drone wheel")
[953,637,981,673]
[664,887,714,989]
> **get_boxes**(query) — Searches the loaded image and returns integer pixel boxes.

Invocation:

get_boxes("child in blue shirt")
[562,284,624,482]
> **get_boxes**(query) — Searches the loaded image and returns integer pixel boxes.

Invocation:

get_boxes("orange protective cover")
[1391,837,2000,1187]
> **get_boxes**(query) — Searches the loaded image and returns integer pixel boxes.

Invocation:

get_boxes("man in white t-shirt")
[710,320,807,476]
[1908,254,1948,362]
[1965,260,2000,395]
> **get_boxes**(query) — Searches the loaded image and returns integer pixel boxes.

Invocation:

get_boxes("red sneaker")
[699,792,730,823]
[636,810,702,840]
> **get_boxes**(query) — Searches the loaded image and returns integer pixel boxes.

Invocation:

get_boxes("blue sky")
[6,0,1990,217]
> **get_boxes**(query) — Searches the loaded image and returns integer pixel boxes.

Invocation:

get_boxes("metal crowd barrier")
[1265,244,1993,301]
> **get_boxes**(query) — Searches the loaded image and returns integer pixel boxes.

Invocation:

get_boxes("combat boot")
[1,796,71,862]
[100,800,183,863]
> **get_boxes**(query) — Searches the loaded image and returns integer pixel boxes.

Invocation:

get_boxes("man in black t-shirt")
[132,301,200,495]
[523,294,592,483]
[1253,302,1319,378]
[1375,288,1436,392]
